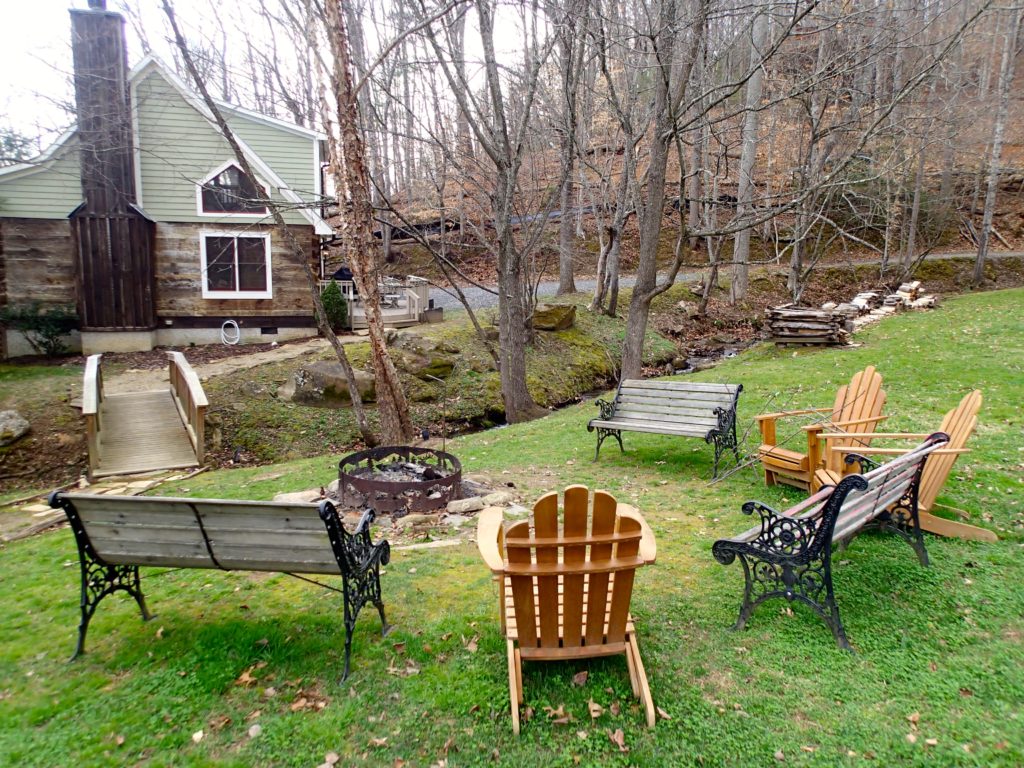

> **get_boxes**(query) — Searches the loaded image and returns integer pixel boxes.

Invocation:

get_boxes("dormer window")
[198,163,268,214]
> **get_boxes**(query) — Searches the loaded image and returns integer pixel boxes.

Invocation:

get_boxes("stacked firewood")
[766,304,849,345]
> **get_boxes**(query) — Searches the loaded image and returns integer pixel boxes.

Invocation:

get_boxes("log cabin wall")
[153,222,317,325]
[0,218,76,307]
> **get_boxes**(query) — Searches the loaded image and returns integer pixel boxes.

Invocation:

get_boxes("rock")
[532,303,576,331]
[396,513,439,528]
[447,496,485,514]
[287,362,376,407]
[390,333,456,380]
[672,356,689,370]
[676,300,700,318]
[820,301,837,311]
[272,489,323,503]
[482,491,515,506]
[3,413,37,448]
[326,479,339,495]
[443,513,470,528]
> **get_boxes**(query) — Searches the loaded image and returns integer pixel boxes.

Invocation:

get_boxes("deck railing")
[82,354,104,477]
[167,352,208,465]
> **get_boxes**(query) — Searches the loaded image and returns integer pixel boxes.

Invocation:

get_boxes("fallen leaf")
[115,734,125,746]
[523,706,534,721]
[208,714,231,731]
[588,699,604,719]
[392,642,406,654]
[248,724,262,739]
[324,752,340,765]
[441,632,452,641]
[925,738,938,747]
[610,701,621,716]
[464,635,478,653]
[544,705,566,719]
[959,687,974,697]
[443,737,457,755]
[263,687,277,698]
[491,748,500,761]
[907,711,920,726]
[774,749,785,761]
[192,730,204,744]
[369,737,388,748]
[468,704,480,714]
[155,626,164,639]
[393,760,406,768]
[801,745,816,752]
[608,728,629,753]
[246,710,261,721]
[290,698,308,712]
[577,729,589,740]
[656,706,671,721]
[572,670,589,687]
[906,733,917,744]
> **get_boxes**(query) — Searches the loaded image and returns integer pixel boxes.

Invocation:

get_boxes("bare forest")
[125,0,1022,425]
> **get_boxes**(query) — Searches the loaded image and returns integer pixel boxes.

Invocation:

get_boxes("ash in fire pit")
[338,446,462,517]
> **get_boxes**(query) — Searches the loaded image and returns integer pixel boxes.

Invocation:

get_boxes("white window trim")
[199,231,273,299]
[195,160,271,218]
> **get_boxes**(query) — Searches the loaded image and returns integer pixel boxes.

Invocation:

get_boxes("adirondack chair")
[476,486,657,734]
[813,390,994,542]
[756,366,888,490]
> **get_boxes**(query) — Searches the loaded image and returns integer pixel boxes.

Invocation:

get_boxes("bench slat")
[620,379,739,395]
[589,419,710,437]
[619,386,736,405]
[615,396,722,414]
[611,408,721,428]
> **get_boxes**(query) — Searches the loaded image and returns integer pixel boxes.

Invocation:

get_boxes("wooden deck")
[92,390,200,478]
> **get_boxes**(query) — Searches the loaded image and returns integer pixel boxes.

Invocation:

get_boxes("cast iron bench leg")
[74,560,153,661]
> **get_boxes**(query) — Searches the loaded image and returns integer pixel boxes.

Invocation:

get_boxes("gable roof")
[0,127,78,182]
[128,56,331,235]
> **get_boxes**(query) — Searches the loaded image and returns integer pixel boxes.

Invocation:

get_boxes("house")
[0,0,331,356]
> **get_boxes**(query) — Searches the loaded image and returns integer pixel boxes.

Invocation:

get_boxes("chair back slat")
[506,520,538,647]
[824,367,886,473]
[561,486,589,647]
[533,493,561,648]
[606,512,641,643]
[584,493,617,646]
[918,391,981,512]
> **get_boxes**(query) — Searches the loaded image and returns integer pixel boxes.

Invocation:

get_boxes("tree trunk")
[325,0,414,444]
[974,8,1020,286]
[731,6,769,303]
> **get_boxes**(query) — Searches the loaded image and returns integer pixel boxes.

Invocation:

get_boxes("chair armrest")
[755,407,832,421]
[833,446,970,455]
[476,507,506,573]
[617,503,657,564]
[818,432,932,440]
[803,414,889,431]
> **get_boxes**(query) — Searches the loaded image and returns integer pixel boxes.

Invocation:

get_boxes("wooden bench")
[48,492,390,681]
[587,380,742,477]
[712,432,949,649]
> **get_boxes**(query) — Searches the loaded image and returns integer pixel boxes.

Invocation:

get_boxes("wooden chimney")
[69,0,156,332]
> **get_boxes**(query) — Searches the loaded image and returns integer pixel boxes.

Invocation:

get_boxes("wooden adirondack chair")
[814,390,994,541]
[756,366,888,490]
[476,486,657,734]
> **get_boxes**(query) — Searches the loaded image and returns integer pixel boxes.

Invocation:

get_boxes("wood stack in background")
[767,282,938,344]
[766,304,849,345]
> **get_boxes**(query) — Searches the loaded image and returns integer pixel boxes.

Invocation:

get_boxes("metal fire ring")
[338,445,462,515]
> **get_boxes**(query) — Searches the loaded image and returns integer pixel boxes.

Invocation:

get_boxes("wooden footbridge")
[83,352,207,478]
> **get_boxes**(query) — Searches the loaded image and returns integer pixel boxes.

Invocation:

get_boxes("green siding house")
[0,4,331,356]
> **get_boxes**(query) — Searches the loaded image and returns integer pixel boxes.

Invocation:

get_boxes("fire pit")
[338,445,462,515]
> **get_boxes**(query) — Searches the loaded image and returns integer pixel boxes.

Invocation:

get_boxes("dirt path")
[100,336,357,395]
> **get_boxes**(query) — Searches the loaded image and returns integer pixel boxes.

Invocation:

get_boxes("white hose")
[220,319,241,346]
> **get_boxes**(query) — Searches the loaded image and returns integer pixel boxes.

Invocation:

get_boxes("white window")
[200,233,272,299]
[197,162,269,215]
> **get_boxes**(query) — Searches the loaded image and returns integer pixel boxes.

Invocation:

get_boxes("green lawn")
[1,289,1022,766]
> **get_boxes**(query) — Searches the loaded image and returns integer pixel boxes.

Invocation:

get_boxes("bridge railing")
[82,354,104,477]
[167,352,208,465]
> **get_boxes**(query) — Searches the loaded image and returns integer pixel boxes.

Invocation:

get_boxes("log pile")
[767,281,939,345]
[766,304,850,345]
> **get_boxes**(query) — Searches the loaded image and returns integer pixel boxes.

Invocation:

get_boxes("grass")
[1,289,1022,766]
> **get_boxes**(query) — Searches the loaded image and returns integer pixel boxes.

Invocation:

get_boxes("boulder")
[482,490,515,506]
[272,489,322,503]
[532,303,576,331]
[285,361,376,407]
[391,333,457,380]
[0,411,29,447]
[447,496,485,514]
[676,300,701,318]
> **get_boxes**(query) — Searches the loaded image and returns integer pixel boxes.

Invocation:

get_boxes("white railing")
[82,354,104,477]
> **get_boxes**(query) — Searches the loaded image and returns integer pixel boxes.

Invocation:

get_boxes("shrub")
[0,303,78,357]
[321,281,348,331]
